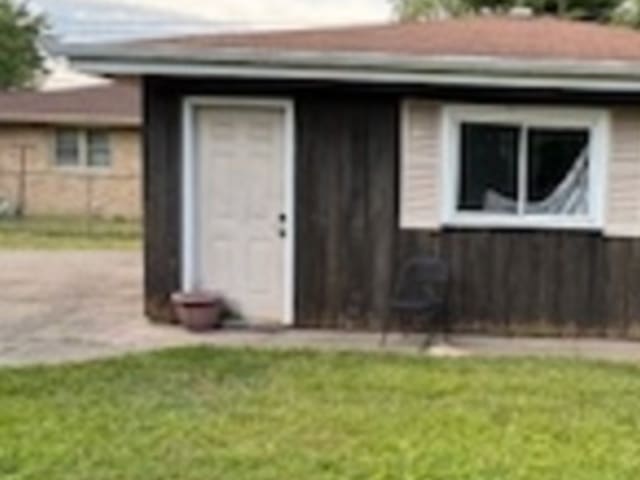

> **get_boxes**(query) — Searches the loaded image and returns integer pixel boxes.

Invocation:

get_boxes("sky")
[26,0,393,43]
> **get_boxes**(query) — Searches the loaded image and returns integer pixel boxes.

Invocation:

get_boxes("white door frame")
[181,96,296,326]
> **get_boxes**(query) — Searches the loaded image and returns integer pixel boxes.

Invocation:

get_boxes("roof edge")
[0,112,141,127]
[63,43,640,76]
[66,48,640,92]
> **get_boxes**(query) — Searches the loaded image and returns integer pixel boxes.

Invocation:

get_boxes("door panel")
[196,105,286,323]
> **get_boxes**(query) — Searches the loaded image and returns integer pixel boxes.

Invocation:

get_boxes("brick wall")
[0,125,141,219]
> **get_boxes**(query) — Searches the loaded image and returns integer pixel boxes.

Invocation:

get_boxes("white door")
[194,104,288,324]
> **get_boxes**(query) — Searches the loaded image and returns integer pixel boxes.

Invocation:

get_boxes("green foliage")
[613,0,640,27]
[391,0,472,19]
[0,0,45,90]
[392,0,632,24]
[523,0,626,20]
[1,347,640,479]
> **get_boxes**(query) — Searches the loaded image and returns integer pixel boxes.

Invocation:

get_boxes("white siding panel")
[606,109,640,237]
[400,100,442,229]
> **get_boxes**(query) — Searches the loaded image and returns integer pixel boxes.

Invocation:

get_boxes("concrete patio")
[1,250,640,367]
[5,324,640,367]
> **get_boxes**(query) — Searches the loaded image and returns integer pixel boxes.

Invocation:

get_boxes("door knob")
[278,213,286,223]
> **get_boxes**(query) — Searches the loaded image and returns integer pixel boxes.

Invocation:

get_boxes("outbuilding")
[68,16,640,337]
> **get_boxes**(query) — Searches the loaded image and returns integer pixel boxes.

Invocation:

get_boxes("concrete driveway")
[0,251,198,366]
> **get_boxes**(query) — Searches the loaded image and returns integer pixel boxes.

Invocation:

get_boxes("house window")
[87,130,111,167]
[54,129,112,169]
[446,106,608,229]
[55,129,81,167]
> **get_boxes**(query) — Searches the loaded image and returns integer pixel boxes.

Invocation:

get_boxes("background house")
[67,16,640,337]
[0,82,141,219]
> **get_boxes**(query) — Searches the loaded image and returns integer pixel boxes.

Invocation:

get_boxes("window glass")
[55,129,80,166]
[526,128,590,215]
[458,123,520,214]
[87,130,111,167]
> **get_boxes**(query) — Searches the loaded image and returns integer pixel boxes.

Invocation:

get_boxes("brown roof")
[136,16,640,63]
[0,82,141,127]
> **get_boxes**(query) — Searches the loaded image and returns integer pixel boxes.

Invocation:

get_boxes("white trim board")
[181,96,296,326]
[62,41,640,92]
[72,59,640,93]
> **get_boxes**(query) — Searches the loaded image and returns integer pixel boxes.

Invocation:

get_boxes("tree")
[613,0,640,27]
[391,0,626,23]
[391,0,472,19]
[0,1,45,90]
[524,0,623,21]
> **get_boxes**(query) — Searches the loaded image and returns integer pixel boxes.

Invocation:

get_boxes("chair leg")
[438,307,450,344]
[421,333,434,351]
[440,301,450,337]
[421,312,435,352]
[380,315,388,347]
[402,312,412,338]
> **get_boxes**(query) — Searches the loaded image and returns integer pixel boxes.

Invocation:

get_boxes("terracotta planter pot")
[171,291,223,332]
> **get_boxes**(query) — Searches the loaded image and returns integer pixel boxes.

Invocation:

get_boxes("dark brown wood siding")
[396,230,640,338]
[143,76,640,338]
[295,93,398,330]
[143,79,182,322]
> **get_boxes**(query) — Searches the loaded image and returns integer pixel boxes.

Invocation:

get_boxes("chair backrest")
[392,255,449,306]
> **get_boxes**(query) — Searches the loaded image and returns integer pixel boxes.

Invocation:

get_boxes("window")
[459,123,519,214]
[55,129,80,166]
[87,131,111,167]
[526,128,589,216]
[54,129,111,169]
[446,106,608,229]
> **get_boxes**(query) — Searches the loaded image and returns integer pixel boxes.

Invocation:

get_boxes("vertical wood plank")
[367,97,398,330]
[143,77,181,323]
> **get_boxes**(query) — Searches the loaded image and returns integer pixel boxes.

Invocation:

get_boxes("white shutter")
[399,100,442,230]
[606,108,640,238]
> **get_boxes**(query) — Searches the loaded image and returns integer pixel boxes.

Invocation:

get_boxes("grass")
[0,216,141,250]
[1,348,640,479]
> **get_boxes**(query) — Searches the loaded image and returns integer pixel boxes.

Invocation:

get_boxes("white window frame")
[53,128,112,170]
[441,105,610,231]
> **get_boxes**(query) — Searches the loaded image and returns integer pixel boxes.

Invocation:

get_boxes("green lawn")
[0,216,141,250]
[1,348,640,479]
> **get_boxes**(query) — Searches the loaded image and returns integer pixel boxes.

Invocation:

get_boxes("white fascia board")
[63,45,640,92]
[62,43,640,76]
[71,58,640,92]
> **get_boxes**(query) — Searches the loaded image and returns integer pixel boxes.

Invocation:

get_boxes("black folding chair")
[382,256,449,349]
